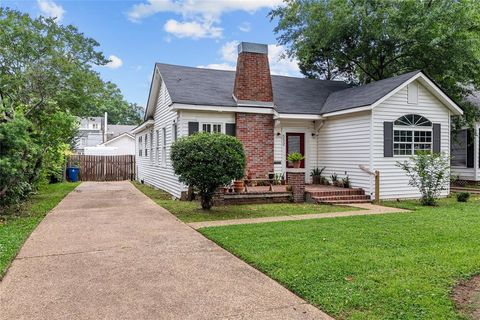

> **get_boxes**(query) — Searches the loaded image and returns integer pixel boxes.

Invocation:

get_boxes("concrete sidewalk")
[0,181,331,320]
[188,203,409,229]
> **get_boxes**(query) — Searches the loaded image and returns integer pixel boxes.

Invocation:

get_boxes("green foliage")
[0,182,78,278]
[271,0,480,126]
[457,192,471,202]
[201,196,480,319]
[287,152,304,162]
[397,153,451,206]
[342,175,351,188]
[170,133,246,209]
[0,8,142,208]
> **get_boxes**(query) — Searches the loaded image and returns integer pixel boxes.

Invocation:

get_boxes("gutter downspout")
[315,120,325,169]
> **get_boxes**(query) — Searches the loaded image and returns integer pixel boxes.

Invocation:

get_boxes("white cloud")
[128,0,282,39]
[220,40,239,62]
[164,19,222,39]
[197,63,236,71]
[239,22,251,32]
[206,41,300,76]
[37,0,65,21]
[105,55,123,69]
[128,0,282,22]
[267,44,301,76]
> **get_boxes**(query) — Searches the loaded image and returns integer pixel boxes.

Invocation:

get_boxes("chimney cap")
[238,42,268,55]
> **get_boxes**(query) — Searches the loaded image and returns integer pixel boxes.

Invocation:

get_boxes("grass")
[0,182,79,279]
[200,195,480,319]
[132,181,358,223]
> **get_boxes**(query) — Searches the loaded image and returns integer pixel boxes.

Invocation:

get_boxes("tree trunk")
[200,193,213,210]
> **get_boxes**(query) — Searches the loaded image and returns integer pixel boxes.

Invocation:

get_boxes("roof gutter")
[131,120,155,134]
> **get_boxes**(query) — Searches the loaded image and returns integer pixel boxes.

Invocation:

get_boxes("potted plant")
[287,152,305,168]
[310,167,325,184]
[233,180,244,193]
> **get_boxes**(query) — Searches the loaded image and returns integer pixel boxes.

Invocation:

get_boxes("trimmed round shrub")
[457,192,471,203]
[171,132,245,210]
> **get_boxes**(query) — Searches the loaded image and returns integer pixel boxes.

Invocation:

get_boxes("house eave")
[131,120,155,134]
[171,103,275,114]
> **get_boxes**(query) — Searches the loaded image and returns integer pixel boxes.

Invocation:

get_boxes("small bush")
[457,192,470,202]
[342,176,351,188]
[397,153,450,206]
[171,132,245,210]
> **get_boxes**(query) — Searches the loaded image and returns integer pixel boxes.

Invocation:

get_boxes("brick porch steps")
[305,185,371,205]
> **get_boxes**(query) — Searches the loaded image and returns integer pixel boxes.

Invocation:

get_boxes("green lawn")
[132,181,358,223]
[0,182,79,279]
[200,196,480,320]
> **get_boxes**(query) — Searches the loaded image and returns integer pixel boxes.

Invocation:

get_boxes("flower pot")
[293,161,301,168]
[233,180,244,193]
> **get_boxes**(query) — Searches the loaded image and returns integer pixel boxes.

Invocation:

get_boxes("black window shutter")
[467,130,474,168]
[384,122,394,157]
[188,122,199,136]
[433,123,441,153]
[226,123,236,136]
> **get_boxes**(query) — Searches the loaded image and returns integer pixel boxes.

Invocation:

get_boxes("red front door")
[286,132,305,168]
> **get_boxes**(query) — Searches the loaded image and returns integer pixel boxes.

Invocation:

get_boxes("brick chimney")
[233,42,273,104]
[233,42,274,179]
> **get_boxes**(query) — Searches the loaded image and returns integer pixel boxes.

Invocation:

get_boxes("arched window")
[393,114,432,156]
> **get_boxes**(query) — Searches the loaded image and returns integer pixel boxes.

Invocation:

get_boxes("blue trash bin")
[66,167,80,182]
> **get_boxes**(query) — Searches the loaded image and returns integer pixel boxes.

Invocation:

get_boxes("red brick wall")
[287,171,305,203]
[233,52,273,102]
[236,113,274,179]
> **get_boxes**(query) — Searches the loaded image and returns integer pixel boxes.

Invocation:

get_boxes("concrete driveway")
[0,181,331,320]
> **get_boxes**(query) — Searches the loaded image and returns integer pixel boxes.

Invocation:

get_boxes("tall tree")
[271,0,480,106]
[0,8,141,207]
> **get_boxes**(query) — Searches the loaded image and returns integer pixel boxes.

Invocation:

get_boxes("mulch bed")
[452,275,480,319]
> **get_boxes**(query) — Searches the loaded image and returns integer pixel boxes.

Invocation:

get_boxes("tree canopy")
[0,7,142,207]
[270,0,480,125]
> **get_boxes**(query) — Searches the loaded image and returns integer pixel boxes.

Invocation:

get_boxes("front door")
[286,132,305,168]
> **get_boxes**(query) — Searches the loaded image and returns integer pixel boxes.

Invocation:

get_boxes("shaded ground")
[452,275,480,319]
[0,181,330,320]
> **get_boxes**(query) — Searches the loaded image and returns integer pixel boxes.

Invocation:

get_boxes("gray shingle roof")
[322,70,422,114]
[156,63,421,115]
[107,125,136,141]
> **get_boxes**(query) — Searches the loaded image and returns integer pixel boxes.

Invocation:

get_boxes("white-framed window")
[92,123,99,129]
[156,129,160,164]
[451,129,468,167]
[172,123,178,142]
[202,123,222,133]
[393,114,432,156]
[162,127,167,166]
[144,133,148,157]
[150,130,154,162]
[138,136,143,156]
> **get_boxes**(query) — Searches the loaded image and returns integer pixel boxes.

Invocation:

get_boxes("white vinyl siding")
[317,111,372,193]
[162,127,167,167]
[273,120,317,183]
[372,80,451,199]
[136,77,184,198]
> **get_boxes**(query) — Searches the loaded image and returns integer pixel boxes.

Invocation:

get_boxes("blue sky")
[2,0,300,108]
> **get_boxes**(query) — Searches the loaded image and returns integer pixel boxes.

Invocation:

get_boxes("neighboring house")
[84,132,135,156]
[74,116,106,154]
[75,113,136,155]
[450,94,480,182]
[134,41,463,200]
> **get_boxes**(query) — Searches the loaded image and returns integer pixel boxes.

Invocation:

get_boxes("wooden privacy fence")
[67,155,135,181]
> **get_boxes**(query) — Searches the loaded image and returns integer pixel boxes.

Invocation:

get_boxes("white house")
[133,42,463,200]
[84,132,136,156]
[76,113,136,156]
